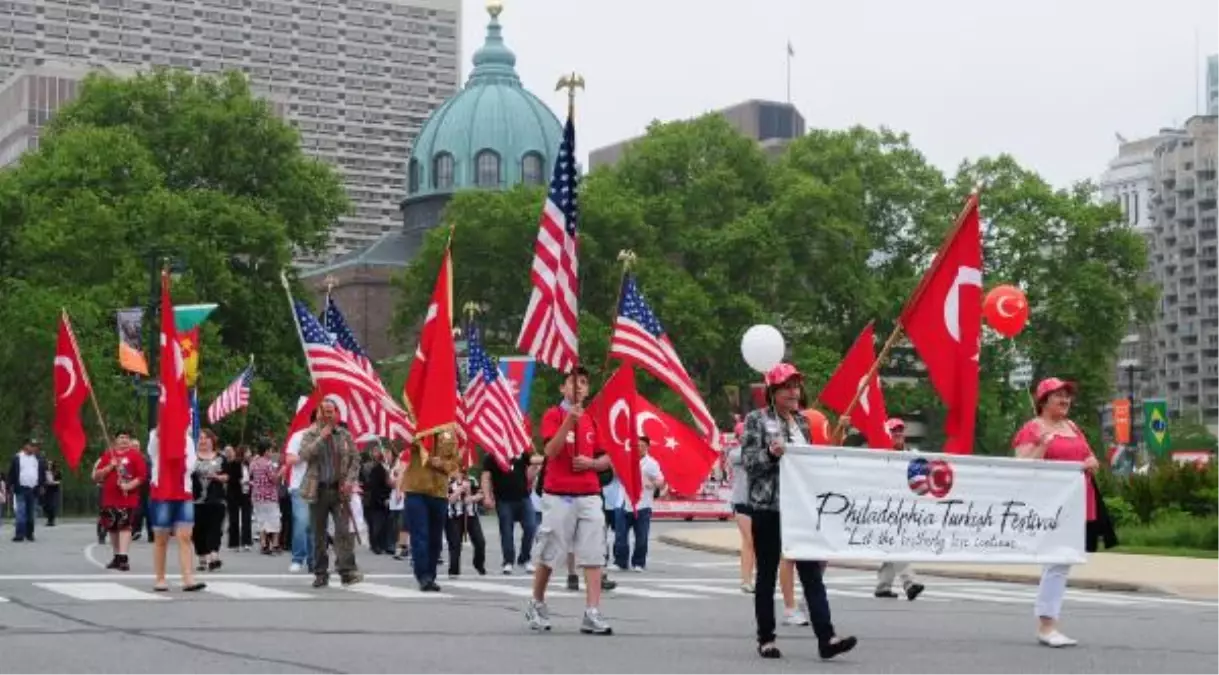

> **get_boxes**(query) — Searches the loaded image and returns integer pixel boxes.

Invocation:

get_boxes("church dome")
[405,2,561,201]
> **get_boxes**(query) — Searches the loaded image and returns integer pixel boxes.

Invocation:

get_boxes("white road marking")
[446,580,576,598]
[344,583,451,600]
[35,582,168,601]
[656,583,750,596]
[920,589,1028,605]
[202,582,312,600]
[612,587,705,599]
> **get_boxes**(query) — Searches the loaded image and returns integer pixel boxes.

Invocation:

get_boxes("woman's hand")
[1083,455,1099,473]
[768,439,785,458]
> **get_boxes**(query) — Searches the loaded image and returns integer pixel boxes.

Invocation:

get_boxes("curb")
[658,534,1165,596]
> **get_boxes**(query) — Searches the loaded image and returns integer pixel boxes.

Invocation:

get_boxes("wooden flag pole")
[831,184,984,443]
[600,249,636,384]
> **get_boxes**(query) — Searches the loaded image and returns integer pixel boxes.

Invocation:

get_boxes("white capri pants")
[1035,564,1071,619]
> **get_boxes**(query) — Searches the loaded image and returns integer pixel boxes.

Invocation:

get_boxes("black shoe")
[196,563,206,572]
[208,560,222,571]
[819,636,858,660]
[757,643,782,659]
[106,556,120,570]
[12,537,24,543]
[116,559,130,572]
[601,576,617,591]
[905,583,925,601]
[420,581,442,592]
[566,574,579,591]
[475,565,486,576]
[340,572,364,587]
[312,574,330,588]
[26,535,34,542]
[874,589,898,599]
[131,532,142,542]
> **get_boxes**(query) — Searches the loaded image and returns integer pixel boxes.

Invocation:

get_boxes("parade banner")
[779,445,1087,565]
[1112,399,1131,445]
[116,307,148,375]
[1143,399,1170,456]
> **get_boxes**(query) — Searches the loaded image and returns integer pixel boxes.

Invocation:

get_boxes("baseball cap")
[1035,377,1076,402]
[885,418,906,432]
[764,363,803,387]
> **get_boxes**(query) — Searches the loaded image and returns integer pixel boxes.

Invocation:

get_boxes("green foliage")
[395,117,1151,445]
[1118,513,1218,552]
[1169,413,1219,451]
[1100,459,1218,552]
[0,69,347,490]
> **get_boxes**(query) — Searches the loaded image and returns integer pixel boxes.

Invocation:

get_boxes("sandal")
[757,643,782,659]
[153,583,170,592]
[182,582,207,592]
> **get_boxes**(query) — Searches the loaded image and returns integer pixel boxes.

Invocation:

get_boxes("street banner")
[497,356,536,412]
[779,445,1087,565]
[1143,399,1170,456]
[1112,399,1131,445]
[116,307,147,375]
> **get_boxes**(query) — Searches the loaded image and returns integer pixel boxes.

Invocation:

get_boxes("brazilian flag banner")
[1143,399,1170,456]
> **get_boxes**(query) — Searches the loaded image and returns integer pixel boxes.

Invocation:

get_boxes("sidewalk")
[660,526,1219,601]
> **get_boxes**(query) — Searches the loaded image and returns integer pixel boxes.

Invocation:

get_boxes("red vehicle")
[652,434,736,521]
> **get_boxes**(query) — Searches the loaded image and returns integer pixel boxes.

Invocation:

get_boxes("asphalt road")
[0,519,1214,673]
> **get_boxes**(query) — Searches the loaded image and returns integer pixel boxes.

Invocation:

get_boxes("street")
[0,520,1214,673]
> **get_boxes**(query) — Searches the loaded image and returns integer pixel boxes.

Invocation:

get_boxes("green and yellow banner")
[1143,399,1170,456]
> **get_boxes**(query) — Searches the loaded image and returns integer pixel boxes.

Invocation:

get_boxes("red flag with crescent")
[818,322,893,449]
[53,311,92,470]
[632,394,717,496]
[589,365,642,510]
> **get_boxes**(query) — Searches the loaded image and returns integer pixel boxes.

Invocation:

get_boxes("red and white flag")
[153,270,192,501]
[589,365,642,510]
[517,114,580,373]
[52,311,92,470]
[633,394,718,497]
[463,323,530,471]
[818,322,893,449]
[900,194,983,454]
[403,246,458,447]
[206,363,253,425]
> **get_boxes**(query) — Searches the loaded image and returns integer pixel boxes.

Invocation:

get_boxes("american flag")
[517,114,580,373]
[609,274,720,448]
[206,363,253,425]
[465,323,531,469]
[323,296,374,375]
[292,299,413,442]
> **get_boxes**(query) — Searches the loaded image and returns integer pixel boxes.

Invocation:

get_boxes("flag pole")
[280,271,319,383]
[238,354,254,447]
[63,309,113,454]
[785,41,792,104]
[556,72,585,376]
[830,184,984,442]
[600,249,636,382]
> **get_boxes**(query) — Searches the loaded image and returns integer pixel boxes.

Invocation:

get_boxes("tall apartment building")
[1207,54,1217,116]
[1145,115,1219,427]
[589,99,806,170]
[0,0,462,262]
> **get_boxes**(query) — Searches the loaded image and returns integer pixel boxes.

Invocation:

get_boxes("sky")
[457,0,1219,189]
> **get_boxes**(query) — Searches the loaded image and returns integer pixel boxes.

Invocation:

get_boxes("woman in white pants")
[1013,378,1116,648]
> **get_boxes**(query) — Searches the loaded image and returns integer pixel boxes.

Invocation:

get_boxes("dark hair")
[199,429,219,449]
[113,428,132,438]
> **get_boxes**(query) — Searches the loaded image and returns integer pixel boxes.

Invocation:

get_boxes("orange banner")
[1112,399,1131,445]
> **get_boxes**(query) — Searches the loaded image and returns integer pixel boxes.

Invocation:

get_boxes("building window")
[475,149,500,188]
[1133,192,1139,225]
[433,152,454,190]
[408,158,420,194]
[521,152,544,186]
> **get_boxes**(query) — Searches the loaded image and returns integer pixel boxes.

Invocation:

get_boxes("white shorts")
[253,502,281,534]
[534,494,603,569]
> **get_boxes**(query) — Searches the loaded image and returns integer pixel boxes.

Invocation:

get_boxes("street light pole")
[146,255,162,436]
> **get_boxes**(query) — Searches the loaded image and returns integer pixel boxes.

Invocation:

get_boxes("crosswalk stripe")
[345,583,451,600]
[446,580,576,598]
[947,585,1137,606]
[203,582,312,600]
[657,583,749,596]
[612,586,706,599]
[921,589,1029,604]
[0,596,8,603]
[35,582,168,601]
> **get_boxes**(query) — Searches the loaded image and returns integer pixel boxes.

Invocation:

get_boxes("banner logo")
[907,457,955,499]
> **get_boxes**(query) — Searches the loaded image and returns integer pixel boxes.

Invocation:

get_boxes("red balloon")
[983,284,1029,338]
[802,409,831,444]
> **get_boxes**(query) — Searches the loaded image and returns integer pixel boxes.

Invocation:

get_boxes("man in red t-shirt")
[92,430,148,571]
[525,366,614,636]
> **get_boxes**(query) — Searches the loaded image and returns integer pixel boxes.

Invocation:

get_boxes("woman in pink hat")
[1012,377,1115,648]
[740,362,857,661]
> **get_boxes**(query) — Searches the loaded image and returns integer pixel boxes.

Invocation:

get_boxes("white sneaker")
[524,562,536,573]
[502,563,513,575]
[289,563,303,573]
[1038,631,1078,648]
[783,609,810,626]
[631,565,645,573]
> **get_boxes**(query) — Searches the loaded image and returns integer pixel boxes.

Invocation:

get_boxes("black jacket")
[7,453,47,491]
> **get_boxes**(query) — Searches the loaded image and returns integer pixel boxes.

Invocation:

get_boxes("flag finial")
[556,72,584,119]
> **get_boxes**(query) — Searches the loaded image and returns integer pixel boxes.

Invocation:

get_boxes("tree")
[0,69,348,474]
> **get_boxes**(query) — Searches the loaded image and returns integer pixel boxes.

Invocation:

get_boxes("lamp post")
[1118,358,1143,446]
[145,253,185,435]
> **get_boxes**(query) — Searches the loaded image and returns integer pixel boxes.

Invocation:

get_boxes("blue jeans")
[13,487,38,539]
[290,490,313,568]
[625,507,653,568]
[494,498,537,567]
[149,500,194,532]
[608,507,630,569]
[405,494,447,585]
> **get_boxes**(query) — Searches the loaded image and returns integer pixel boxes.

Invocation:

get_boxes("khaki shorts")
[534,493,603,568]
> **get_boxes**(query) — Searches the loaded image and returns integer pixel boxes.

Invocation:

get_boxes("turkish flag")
[154,270,192,499]
[53,312,92,470]
[900,195,983,454]
[633,394,717,496]
[403,246,458,448]
[588,365,642,509]
[818,322,892,449]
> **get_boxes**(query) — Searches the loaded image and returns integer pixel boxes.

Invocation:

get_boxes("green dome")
[406,3,561,200]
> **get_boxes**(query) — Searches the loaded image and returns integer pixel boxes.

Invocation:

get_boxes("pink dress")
[1011,420,1095,522]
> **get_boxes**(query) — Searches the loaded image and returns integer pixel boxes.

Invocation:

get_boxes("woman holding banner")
[741,362,857,661]
[1013,377,1116,648]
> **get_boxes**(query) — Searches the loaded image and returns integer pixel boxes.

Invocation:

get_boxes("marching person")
[480,448,537,575]
[249,441,282,555]
[445,468,486,577]
[148,425,206,593]
[403,428,461,592]
[388,449,409,559]
[874,418,926,601]
[42,459,62,526]
[223,445,253,552]
[93,430,148,571]
[623,435,665,572]
[363,442,392,555]
[1013,378,1115,648]
[727,428,756,593]
[526,366,614,635]
[8,438,46,542]
[191,429,228,571]
[297,399,364,588]
[284,413,314,573]
[741,362,857,660]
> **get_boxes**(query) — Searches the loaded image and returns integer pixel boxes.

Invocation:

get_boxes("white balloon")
[740,324,785,373]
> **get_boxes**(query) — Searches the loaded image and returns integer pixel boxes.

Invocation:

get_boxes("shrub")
[1118,512,1219,551]
[1097,458,1218,525]
[1103,496,1140,529]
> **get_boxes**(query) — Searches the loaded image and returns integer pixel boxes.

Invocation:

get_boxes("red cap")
[885,418,906,432]
[1035,377,1076,402]
[764,363,803,387]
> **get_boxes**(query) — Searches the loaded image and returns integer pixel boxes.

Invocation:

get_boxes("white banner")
[779,445,1087,565]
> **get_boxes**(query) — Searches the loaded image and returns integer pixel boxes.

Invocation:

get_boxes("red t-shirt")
[1012,420,1096,522]
[97,448,147,509]
[540,405,601,496]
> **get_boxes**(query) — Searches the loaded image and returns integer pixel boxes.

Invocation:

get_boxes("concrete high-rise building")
[1145,115,1219,427]
[588,99,806,170]
[0,0,462,262]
